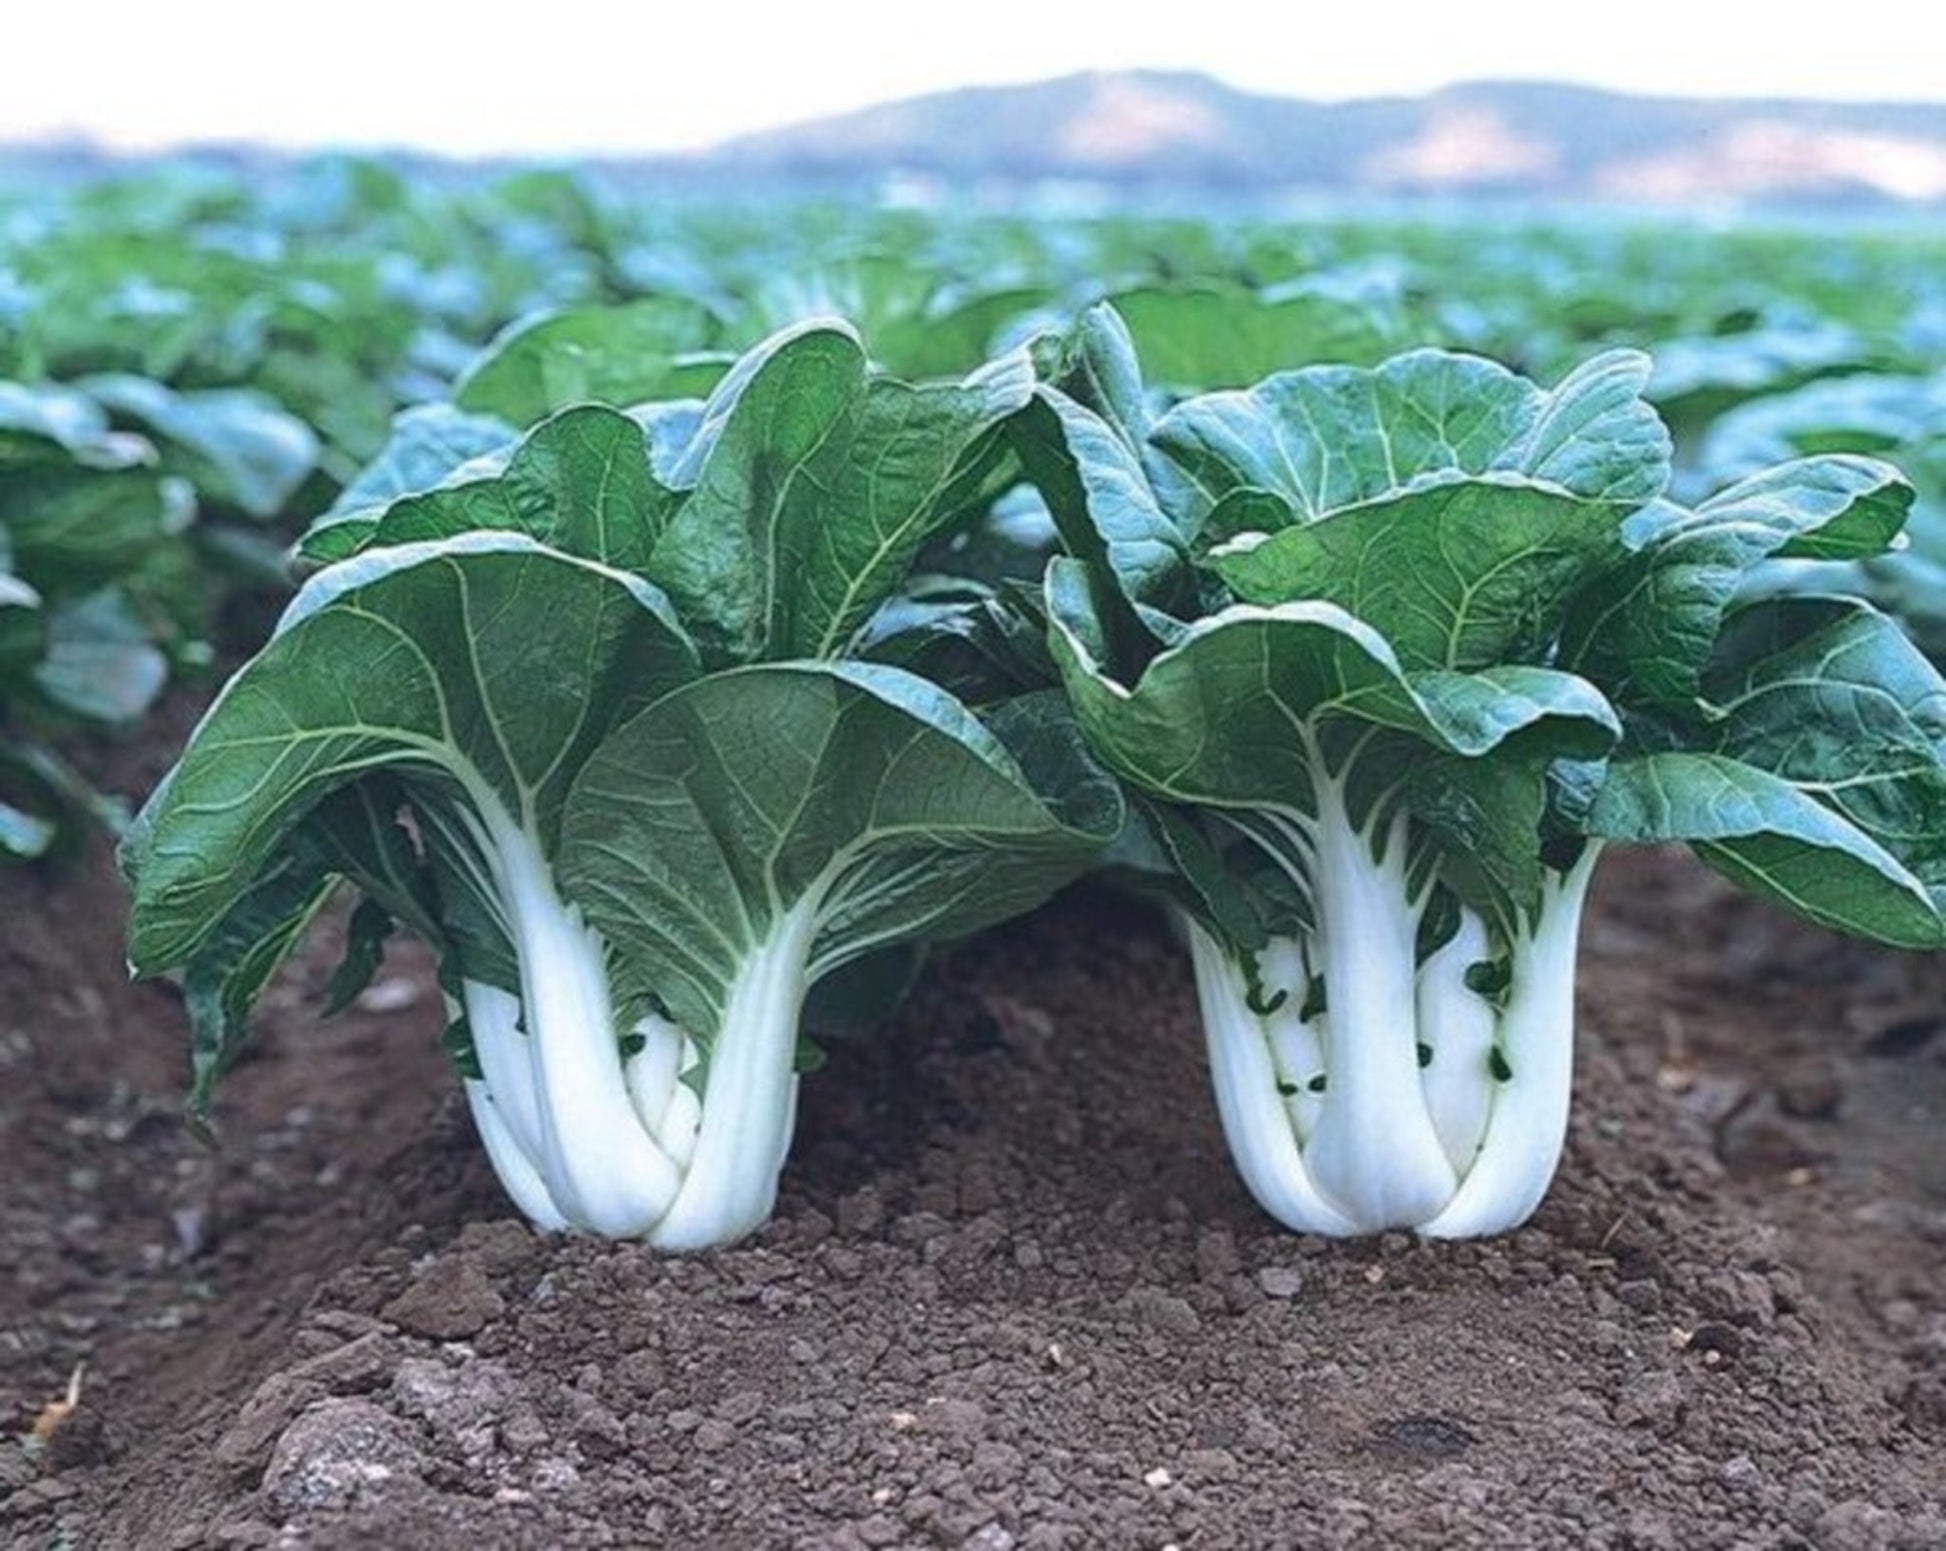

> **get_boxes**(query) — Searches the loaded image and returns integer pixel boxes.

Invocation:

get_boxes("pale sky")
[11,0,1946,156]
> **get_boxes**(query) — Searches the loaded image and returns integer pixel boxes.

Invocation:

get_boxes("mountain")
[700,72,1946,207]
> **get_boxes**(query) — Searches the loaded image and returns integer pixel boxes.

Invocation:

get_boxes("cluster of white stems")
[449,806,813,1250]
[1189,764,1601,1238]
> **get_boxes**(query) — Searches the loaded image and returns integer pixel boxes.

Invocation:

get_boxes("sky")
[10,0,1945,157]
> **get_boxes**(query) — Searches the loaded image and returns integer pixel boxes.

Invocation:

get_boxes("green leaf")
[454,299,726,427]
[647,324,1034,663]
[1109,283,1396,390]
[559,661,1118,1040]
[1396,669,1621,928]
[1046,584,1607,812]
[343,405,681,574]
[299,403,516,567]
[1008,388,1190,674]
[1587,752,1941,948]
[871,285,1047,380]
[322,898,399,1016]
[801,943,927,1038]
[1153,349,1669,518]
[1703,596,1946,898]
[80,374,318,520]
[31,589,169,724]
[1211,480,1628,671]
[859,590,1057,707]
[0,466,191,597]
[122,534,698,975]
[181,859,340,1119]
[1103,796,1280,953]
[1030,301,1206,532]
[1563,455,1914,708]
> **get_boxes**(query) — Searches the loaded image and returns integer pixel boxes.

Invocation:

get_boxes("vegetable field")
[2,165,1943,1548]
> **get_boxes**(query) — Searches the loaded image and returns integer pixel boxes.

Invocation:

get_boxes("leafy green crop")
[1010,306,1946,1238]
[3,153,1937,1248]
[122,324,1118,1248]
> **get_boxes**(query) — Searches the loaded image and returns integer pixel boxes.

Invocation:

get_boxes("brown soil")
[3,726,1943,1549]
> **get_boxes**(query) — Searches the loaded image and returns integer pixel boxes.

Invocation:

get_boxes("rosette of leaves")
[1012,305,1946,1239]
[123,322,1120,1248]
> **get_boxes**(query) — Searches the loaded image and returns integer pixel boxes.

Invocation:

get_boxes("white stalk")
[658,1070,704,1172]
[1416,908,1500,1173]
[463,978,547,1164]
[623,1012,688,1138]
[648,899,820,1251]
[624,1012,704,1171]
[1422,845,1602,1240]
[1186,918,1355,1236]
[464,1080,570,1231]
[447,979,570,1232]
[1301,796,1459,1230]
[480,809,682,1237]
[1257,935,1325,1142]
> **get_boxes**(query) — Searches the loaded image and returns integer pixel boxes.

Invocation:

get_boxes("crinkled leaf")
[1153,348,1668,517]
[1563,455,1914,708]
[648,324,1034,663]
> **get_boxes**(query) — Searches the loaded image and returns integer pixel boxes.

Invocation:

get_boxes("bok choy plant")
[122,321,1119,1248]
[1016,306,1946,1239]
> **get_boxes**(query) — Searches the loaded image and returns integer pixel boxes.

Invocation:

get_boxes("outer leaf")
[348,406,680,574]
[1046,571,1605,812]
[177,779,445,1117]
[1703,597,1946,896]
[1587,753,1940,948]
[1211,479,1628,671]
[122,534,698,974]
[300,403,516,566]
[1563,456,1914,707]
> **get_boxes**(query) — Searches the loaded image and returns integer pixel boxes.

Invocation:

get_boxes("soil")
[3,717,1944,1550]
